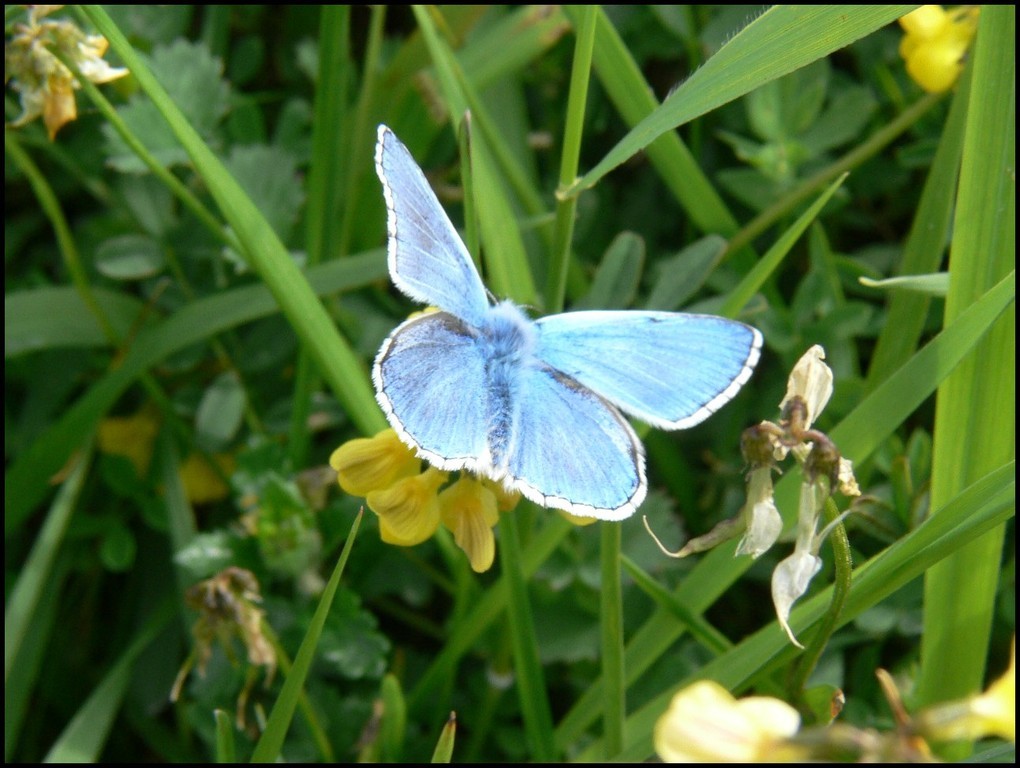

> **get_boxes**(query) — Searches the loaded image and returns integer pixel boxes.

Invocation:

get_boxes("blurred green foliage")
[5,5,1013,763]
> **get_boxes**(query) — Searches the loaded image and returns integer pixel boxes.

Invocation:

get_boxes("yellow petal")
[440,477,499,572]
[330,429,420,496]
[918,638,1015,742]
[899,6,948,38]
[905,40,967,94]
[558,510,598,526]
[98,410,160,477]
[655,680,800,762]
[367,468,444,546]
[480,477,521,512]
[42,73,77,140]
[179,453,235,504]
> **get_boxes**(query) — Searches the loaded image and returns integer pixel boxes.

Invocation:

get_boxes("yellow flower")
[367,467,446,546]
[179,452,235,504]
[5,9,128,139]
[898,6,979,94]
[330,429,420,497]
[440,477,499,572]
[481,477,521,512]
[98,410,161,477]
[917,638,1015,743]
[655,680,801,762]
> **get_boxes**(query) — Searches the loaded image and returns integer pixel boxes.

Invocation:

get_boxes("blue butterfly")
[373,125,762,521]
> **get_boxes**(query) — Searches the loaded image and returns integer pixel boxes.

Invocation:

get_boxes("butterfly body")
[373,125,762,521]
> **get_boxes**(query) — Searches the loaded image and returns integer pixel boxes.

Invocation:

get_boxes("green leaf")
[318,589,390,680]
[98,523,137,572]
[859,273,949,296]
[95,234,166,280]
[223,144,305,245]
[118,174,177,237]
[194,371,246,451]
[5,287,145,356]
[645,236,726,311]
[379,674,407,763]
[799,84,878,155]
[575,232,645,310]
[103,39,230,173]
[746,59,829,142]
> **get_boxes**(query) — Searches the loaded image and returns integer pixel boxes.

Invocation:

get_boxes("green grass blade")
[496,510,556,761]
[918,5,1015,713]
[866,70,970,389]
[600,522,625,758]
[43,602,175,762]
[430,712,457,763]
[4,556,65,759]
[620,555,733,657]
[469,128,537,305]
[721,173,847,318]
[570,6,914,195]
[408,515,572,713]
[250,512,363,762]
[214,709,236,764]
[289,5,353,469]
[547,5,596,314]
[5,444,91,682]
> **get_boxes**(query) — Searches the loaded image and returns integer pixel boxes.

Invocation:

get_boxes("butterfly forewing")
[374,312,492,472]
[535,311,762,429]
[375,126,489,325]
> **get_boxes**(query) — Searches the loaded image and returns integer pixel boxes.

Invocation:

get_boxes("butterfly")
[372,125,762,521]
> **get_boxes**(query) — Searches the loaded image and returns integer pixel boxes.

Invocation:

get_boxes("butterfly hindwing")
[503,364,646,520]
[535,311,762,430]
[375,125,489,325]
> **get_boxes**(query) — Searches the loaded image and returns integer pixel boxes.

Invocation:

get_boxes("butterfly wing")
[374,311,492,472]
[375,125,489,325]
[535,311,762,429]
[502,364,646,521]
